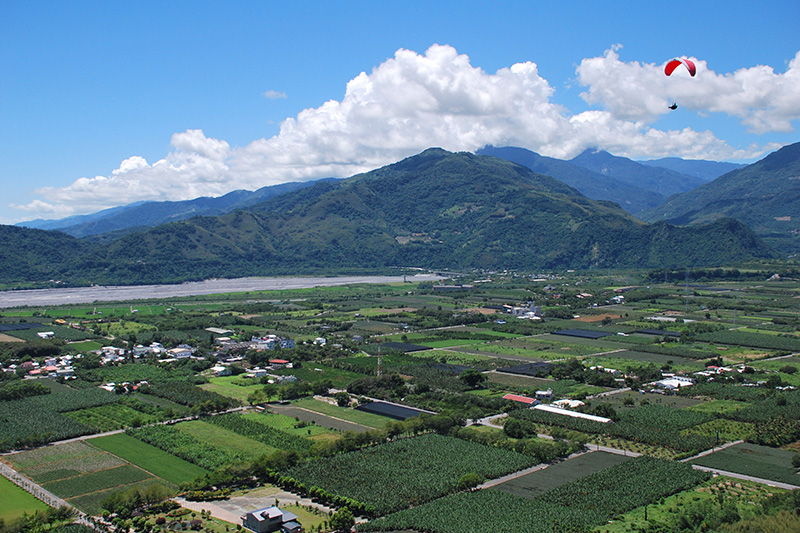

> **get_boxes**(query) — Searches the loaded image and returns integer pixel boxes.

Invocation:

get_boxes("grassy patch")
[599,477,786,533]
[0,476,49,521]
[176,420,275,459]
[88,433,208,485]
[241,410,336,439]
[680,418,755,442]
[66,340,104,352]
[200,376,263,403]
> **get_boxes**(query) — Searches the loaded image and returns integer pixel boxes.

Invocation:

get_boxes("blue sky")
[2,0,799,223]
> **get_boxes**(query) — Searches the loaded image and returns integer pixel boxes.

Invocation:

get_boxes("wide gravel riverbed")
[0,274,443,308]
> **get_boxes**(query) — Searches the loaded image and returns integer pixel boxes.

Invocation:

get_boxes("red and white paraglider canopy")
[665,58,696,77]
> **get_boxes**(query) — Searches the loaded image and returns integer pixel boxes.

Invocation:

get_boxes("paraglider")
[665,58,696,77]
[665,58,696,110]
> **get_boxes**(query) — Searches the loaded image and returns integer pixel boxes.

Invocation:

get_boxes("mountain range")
[639,142,800,255]
[0,148,776,286]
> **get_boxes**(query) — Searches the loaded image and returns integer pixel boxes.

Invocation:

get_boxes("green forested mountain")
[0,149,777,285]
[0,225,100,283]
[640,142,800,255]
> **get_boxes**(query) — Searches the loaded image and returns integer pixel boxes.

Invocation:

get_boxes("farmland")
[0,475,49,521]
[494,451,631,498]
[4,440,168,515]
[286,433,536,514]
[690,442,800,485]
[88,433,209,485]
[360,456,710,532]
[0,269,799,531]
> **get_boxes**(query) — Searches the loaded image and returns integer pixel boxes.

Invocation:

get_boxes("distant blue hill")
[477,146,664,214]
[570,149,706,198]
[638,157,745,182]
[17,178,339,240]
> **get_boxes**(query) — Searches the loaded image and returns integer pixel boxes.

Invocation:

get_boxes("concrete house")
[241,506,301,533]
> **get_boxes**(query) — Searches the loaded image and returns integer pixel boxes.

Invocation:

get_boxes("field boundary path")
[690,465,800,490]
[680,440,744,462]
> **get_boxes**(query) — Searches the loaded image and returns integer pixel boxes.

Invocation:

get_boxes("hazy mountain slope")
[639,157,745,182]
[477,146,664,214]
[640,142,800,254]
[17,179,336,239]
[571,149,706,197]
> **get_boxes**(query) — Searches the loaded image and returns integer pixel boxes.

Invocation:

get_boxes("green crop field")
[176,420,274,458]
[88,433,209,485]
[287,433,535,514]
[588,350,705,369]
[686,399,749,414]
[0,476,49,521]
[200,376,264,403]
[690,442,800,485]
[600,477,787,533]
[494,451,631,498]
[7,439,167,514]
[41,464,154,499]
[361,456,709,533]
[594,390,703,410]
[486,372,556,389]
[68,479,168,516]
[5,441,115,473]
[270,364,364,388]
[64,403,162,432]
[408,349,492,364]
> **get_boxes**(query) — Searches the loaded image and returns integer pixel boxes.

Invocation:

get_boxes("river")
[0,274,444,308]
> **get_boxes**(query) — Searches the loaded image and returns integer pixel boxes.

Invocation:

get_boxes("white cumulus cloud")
[14,44,799,220]
[577,47,800,133]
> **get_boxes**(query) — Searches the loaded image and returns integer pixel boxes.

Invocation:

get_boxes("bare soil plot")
[494,451,631,498]
[572,314,623,322]
[265,403,373,433]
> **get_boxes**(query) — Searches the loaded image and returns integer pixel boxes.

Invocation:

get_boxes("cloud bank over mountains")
[14,44,800,219]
